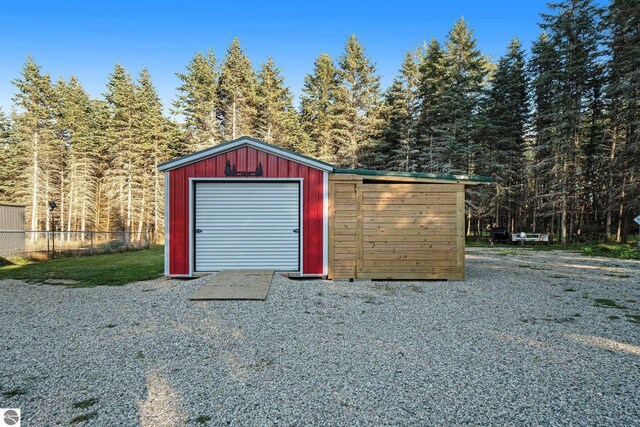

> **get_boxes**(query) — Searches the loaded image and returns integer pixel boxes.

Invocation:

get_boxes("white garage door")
[194,181,300,272]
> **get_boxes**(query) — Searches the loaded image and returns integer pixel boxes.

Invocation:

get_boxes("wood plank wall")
[328,174,465,280]
[329,179,359,278]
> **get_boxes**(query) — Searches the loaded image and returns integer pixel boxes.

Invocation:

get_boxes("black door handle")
[195,229,203,233]
[293,229,299,233]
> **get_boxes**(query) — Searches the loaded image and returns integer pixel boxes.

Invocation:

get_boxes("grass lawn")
[0,247,164,287]
[466,239,640,260]
[579,243,640,260]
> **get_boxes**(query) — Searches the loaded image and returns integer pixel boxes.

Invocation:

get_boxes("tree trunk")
[506,182,512,233]
[59,167,65,239]
[137,187,145,243]
[95,182,102,231]
[605,172,614,240]
[45,171,50,232]
[81,189,86,242]
[67,168,74,241]
[106,193,111,234]
[119,180,124,231]
[232,98,237,139]
[495,190,500,228]
[561,159,568,244]
[429,136,434,173]
[80,163,87,242]
[154,156,160,245]
[30,130,39,238]
[209,108,216,147]
[127,176,132,241]
[616,174,626,243]
[405,144,410,172]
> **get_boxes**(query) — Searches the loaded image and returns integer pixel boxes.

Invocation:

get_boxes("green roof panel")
[332,168,492,183]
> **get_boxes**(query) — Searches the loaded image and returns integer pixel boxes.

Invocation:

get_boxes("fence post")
[90,231,94,255]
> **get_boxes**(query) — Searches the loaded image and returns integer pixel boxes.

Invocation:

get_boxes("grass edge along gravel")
[466,240,640,260]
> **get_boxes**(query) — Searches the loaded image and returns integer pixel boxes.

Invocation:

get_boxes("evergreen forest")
[0,0,638,244]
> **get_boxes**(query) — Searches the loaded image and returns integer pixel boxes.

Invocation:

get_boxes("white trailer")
[511,232,551,245]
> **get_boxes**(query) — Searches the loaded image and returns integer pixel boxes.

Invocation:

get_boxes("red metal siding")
[168,146,325,275]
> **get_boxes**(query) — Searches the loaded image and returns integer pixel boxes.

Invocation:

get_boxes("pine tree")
[606,0,640,242]
[300,53,340,163]
[164,117,188,159]
[529,32,561,234]
[332,35,382,168]
[379,51,420,171]
[255,58,309,153]
[539,0,604,243]
[46,79,70,234]
[104,63,138,234]
[135,69,169,240]
[0,108,17,203]
[0,6,633,245]
[485,37,528,231]
[436,17,488,174]
[579,59,607,240]
[87,98,111,231]
[218,38,257,140]
[173,49,221,151]
[11,56,56,231]
[415,38,447,172]
[56,76,96,234]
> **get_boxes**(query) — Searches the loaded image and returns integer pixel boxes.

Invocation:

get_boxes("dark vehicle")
[491,227,511,244]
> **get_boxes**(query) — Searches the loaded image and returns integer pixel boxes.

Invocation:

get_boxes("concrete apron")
[189,270,274,301]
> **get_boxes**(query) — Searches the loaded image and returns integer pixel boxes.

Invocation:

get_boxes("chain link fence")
[0,229,161,260]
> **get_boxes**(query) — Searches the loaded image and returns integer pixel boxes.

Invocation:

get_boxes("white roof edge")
[158,138,334,172]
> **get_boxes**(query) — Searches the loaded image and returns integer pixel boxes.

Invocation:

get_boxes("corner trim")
[164,172,170,276]
[322,172,329,276]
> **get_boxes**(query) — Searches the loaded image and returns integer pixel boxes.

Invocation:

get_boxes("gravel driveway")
[1,248,639,426]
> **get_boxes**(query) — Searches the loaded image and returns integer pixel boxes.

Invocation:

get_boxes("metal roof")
[157,137,492,184]
[158,136,334,172]
[332,168,493,184]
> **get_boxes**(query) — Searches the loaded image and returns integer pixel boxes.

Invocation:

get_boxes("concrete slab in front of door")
[189,270,274,301]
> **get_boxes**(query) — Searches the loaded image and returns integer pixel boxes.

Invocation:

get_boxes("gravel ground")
[1,248,639,426]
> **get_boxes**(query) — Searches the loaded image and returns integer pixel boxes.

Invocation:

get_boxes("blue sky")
[1,0,553,115]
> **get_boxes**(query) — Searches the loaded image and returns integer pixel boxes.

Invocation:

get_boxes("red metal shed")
[158,137,333,277]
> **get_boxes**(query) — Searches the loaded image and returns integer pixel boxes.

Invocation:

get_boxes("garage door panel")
[195,182,300,271]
